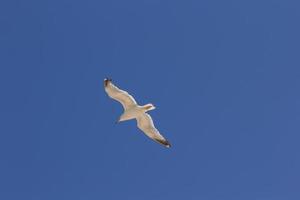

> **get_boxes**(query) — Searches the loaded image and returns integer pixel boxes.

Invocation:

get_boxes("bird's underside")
[104,78,171,148]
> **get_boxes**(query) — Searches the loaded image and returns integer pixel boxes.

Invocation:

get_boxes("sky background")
[1,0,300,199]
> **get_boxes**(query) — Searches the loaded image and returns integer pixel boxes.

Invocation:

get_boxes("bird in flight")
[104,78,171,148]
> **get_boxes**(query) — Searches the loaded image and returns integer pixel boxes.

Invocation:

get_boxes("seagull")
[104,78,171,148]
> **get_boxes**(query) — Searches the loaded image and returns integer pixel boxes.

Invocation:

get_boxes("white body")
[119,106,146,122]
[104,78,170,148]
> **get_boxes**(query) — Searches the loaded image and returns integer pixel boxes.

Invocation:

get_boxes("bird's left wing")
[104,79,137,110]
[137,113,171,148]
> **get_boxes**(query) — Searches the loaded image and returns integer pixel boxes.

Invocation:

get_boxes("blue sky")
[1,0,300,199]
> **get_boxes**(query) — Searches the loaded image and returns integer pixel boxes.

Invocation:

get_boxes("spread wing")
[137,113,171,148]
[104,78,137,110]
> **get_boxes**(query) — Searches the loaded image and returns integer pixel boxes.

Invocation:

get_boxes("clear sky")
[1,0,300,199]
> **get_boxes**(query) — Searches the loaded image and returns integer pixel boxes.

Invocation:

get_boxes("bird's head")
[143,103,156,111]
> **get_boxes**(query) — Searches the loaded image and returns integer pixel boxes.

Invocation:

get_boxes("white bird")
[104,78,171,148]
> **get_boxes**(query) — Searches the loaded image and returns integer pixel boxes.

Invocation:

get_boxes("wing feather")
[137,113,171,148]
[104,79,137,110]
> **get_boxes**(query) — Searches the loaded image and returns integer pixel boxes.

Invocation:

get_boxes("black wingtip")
[104,78,112,87]
[165,141,171,148]
[155,138,171,148]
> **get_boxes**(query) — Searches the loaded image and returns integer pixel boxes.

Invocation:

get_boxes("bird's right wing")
[137,113,171,148]
[104,79,137,110]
